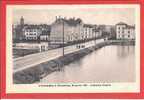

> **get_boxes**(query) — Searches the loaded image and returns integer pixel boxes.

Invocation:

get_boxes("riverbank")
[13,41,110,84]
[13,40,135,84]
[13,48,39,58]
[110,40,135,45]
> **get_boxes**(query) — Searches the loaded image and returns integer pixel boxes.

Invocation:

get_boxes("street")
[14,39,104,73]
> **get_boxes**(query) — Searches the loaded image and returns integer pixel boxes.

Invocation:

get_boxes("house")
[50,16,83,44]
[39,24,51,41]
[93,28,102,38]
[13,17,51,42]
[83,24,102,40]
[40,30,50,41]
[83,24,94,39]
[23,25,42,40]
[116,22,135,40]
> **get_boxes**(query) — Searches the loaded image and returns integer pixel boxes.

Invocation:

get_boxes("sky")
[12,5,136,25]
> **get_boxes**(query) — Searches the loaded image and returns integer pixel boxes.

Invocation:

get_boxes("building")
[23,24,51,41]
[83,24,102,40]
[40,30,50,41]
[39,24,51,41]
[93,26,102,39]
[13,16,25,41]
[23,25,42,40]
[50,16,83,44]
[83,24,94,39]
[50,16,103,44]
[13,17,51,41]
[116,22,135,40]
[109,26,116,39]
[12,24,17,40]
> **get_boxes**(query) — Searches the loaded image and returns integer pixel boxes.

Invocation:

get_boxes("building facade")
[40,30,50,41]
[12,16,25,41]
[50,16,83,44]
[50,16,103,44]
[83,24,102,40]
[83,24,94,39]
[13,16,103,43]
[13,17,51,41]
[23,25,42,40]
[116,22,135,40]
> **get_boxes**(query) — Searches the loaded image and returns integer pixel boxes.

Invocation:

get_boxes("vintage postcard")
[4,4,140,93]
[1,0,144,99]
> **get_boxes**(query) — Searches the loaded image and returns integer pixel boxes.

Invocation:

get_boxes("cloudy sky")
[12,5,136,25]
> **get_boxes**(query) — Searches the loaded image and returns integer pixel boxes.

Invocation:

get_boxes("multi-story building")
[83,24,102,40]
[13,17,51,41]
[23,25,42,40]
[40,30,50,41]
[39,24,51,41]
[93,27,102,38]
[50,16,103,44]
[116,22,135,40]
[50,16,83,44]
[14,16,103,43]
[13,16,25,41]
[23,24,51,41]
[83,24,94,39]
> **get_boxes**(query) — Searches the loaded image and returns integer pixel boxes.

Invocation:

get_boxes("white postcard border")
[6,4,140,93]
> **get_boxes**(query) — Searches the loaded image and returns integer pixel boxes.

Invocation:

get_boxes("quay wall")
[13,40,134,84]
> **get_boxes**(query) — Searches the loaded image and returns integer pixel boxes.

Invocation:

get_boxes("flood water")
[40,45,135,83]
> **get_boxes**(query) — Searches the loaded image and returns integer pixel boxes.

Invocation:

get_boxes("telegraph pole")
[62,20,64,56]
[95,32,97,46]
[94,26,97,46]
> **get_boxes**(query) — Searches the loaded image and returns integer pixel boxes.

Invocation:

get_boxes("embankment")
[13,42,110,84]
[13,40,135,84]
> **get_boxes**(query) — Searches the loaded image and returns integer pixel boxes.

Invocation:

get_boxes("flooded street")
[40,45,135,83]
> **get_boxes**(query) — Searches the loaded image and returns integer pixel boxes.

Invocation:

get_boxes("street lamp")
[62,20,64,57]
[95,31,97,46]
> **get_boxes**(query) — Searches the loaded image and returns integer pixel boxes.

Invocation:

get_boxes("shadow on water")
[58,47,102,73]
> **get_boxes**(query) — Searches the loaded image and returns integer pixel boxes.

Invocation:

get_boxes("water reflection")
[117,46,135,58]
[40,45,135,83]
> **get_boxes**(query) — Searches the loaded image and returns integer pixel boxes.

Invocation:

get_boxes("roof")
[41,30,50,35]
[126,25,135,29]
[83,24,93,28]
[116,22,127,26]
[24,25,41,30]
[23,24,51,30]
[55,17,82,26]
[39,24,51,29]
[116,22,135,29]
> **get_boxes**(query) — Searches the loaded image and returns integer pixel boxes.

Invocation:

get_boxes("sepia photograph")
[6,4,140,93]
